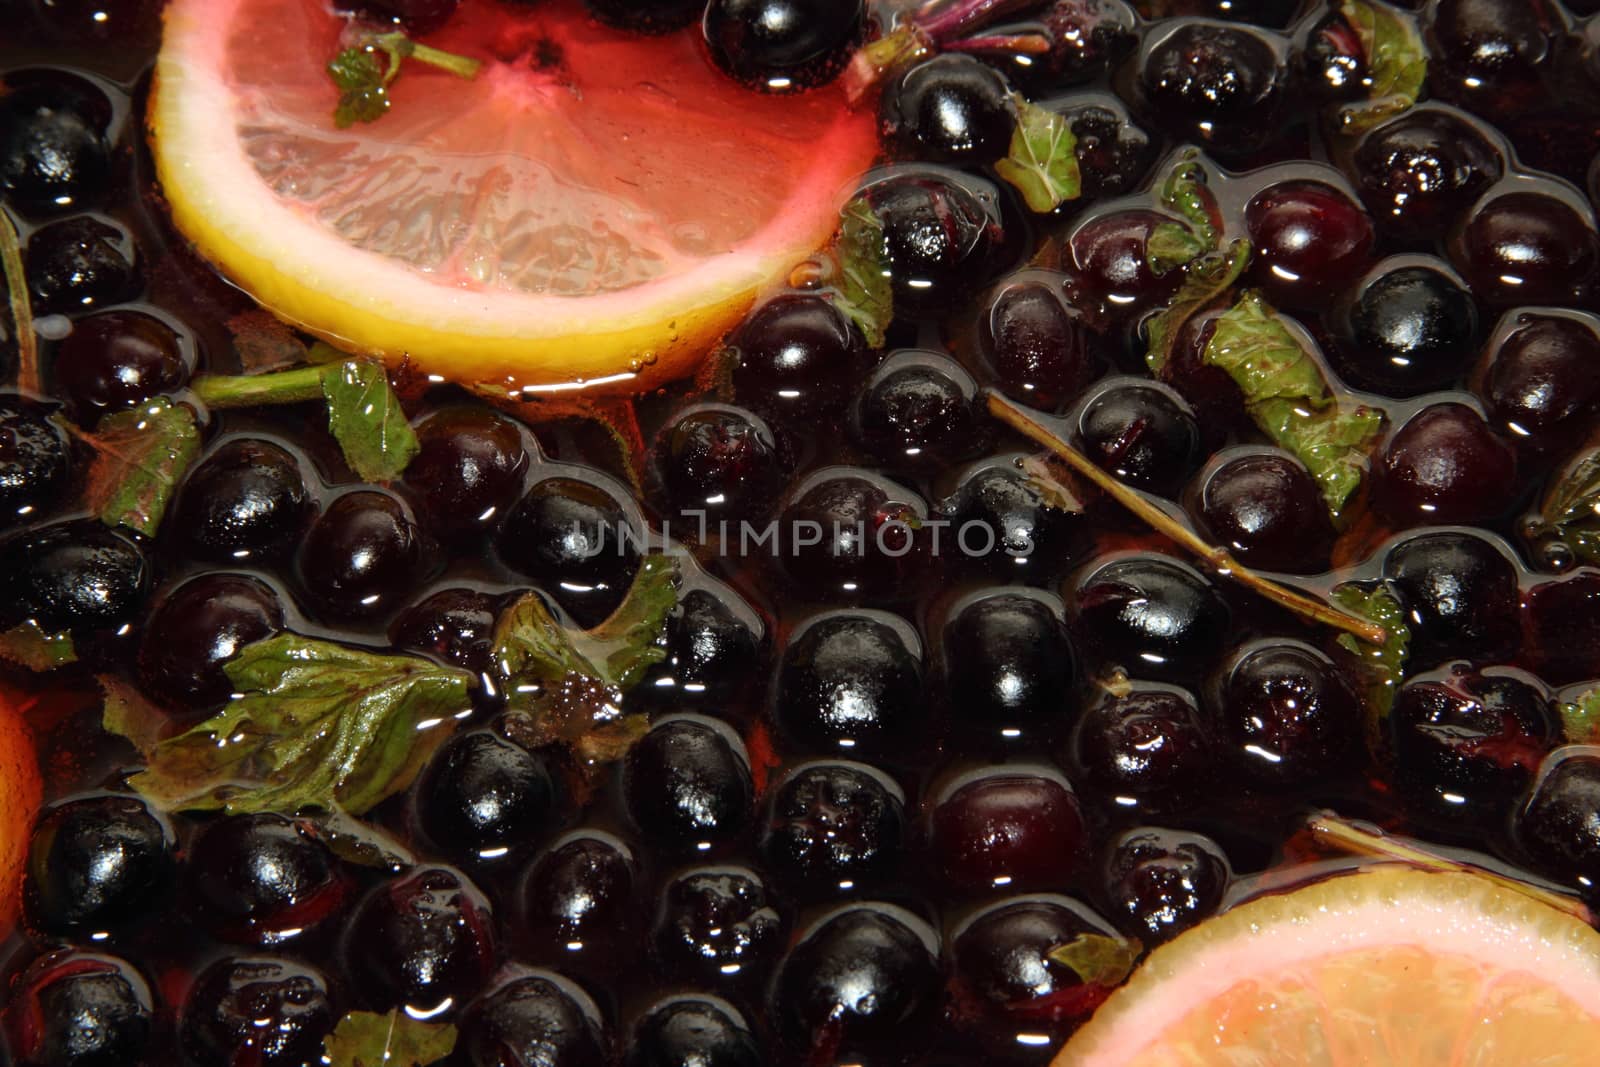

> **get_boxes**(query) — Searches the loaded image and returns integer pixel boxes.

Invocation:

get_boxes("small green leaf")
[328,47,383,93]
[100,674,169,755]
[0,621,77,671]
[1143,239,1252,377]
[1047,933,1142,988]
[1146,222,1210,276]
[1560,686,1600,745]
[1017,453,1088,514]
[126,634,474,816]
[1157,154,1219,250]
[994,97,1081,214]
[304,808,416,872]
[84,398,202,536]
[1526,445,1600,568]
[322,360,420,482]
[1337,0,1427,133]
[1200,291,1386,519]
[493,592,596,689]
[323,1008,456,1067]
[1333,582,1410,743]
[832,197,894,349]
[585,553,679,690]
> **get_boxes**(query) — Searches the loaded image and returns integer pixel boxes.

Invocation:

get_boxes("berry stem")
[192,364,329,408]
[371,32,482,81]
[1307,813,1593,924]
[985,391,1390,646]
[0,209,40,397]
[914,0,1040,42]
[944,32,1053,56]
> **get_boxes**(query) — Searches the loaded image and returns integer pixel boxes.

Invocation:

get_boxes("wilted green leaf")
[1337,0,1428,133]
[1143,239,1252,377]
[85,398,202,536]
[0,620,77,671]
[1527,445,1600,568]
[1333,582,1411,744]
[994,97,1081,214]
[1047,933,1142,988]
[323,1008,456,1067]
[832,197,894,349]
[322,360,420,482]
[1560,686,1600,745]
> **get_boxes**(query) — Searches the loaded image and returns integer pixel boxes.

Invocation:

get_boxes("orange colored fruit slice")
[1055,865,1600,1066]
[150,0,879,391]
[0,685,43,939]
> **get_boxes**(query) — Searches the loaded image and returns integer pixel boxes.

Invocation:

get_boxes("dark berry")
[1028,0,1138,88]
[498,475,640,627]
[7,951,153,1067]
[1101,827,1229,944]
[342,866,496,1015]
[1189,449,1335,573]
[404,406,530,542]
[654,587,763,700]
[938,461,1079,580]
[298,489,427,620]
[865,171,1006,318]
[389,587,502,676]
[180,957,335,1067]
[1383,530,1522,668]
[1515,749,1600,893]
[1071,684,1215,812]
[1525,572,1600,685]
[416,730,559,861]
[1351,108,1503,240]
[948,897,1121,1051]
[881,54,1014,164]
[942,592,1077,746]
[977,273,1102,411]
[1451,192,1600,308]
[337,0,460,34]
[728,293,867,422]
[1062,210,1186,326]
[0,394,70,530]
[584,0,703,32]
[1077,379,1200,496]
[137,574,283,713]
[850,350,986,471]
[26,793,174,934]
[759,760,905,896]
[1390,664,1559,826]
[776,470,927,600]
[651,866,784,987]
[1428,0,1558,120]
[1137,22,1284,160]
[0,85,110,215]
[623,716,753,854]
[1334,263,1480,397]
[1480,314,1600,455]
[186,813,349,945]
[1373,403,1517,526]
[3,519,149,634]
[773,613,925,762]
[1244,180,1374,309]
[1065,100,1158,201]
[702,0,863,91]
[1070,555,1229,684]
[1300,10,1366,101]
[626,998,761,1067]
[519,832,637,978]
[460,973,607,1067]
[1210,641,1360,789]
[772,905,940,1054]
[51,310,190,423]
[177,438,311,564]
[25,215,139,315]
[654,404,786,526]
[929,769,1087,894]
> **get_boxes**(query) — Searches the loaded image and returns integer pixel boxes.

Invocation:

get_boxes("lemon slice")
[1056,865,1600,1066]
[150,0,879,391]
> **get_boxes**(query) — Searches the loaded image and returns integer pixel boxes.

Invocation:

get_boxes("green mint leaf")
[585,553,680,690]
[1157,154,1220,250]
[0,621,77,672]
[1143,239,1252,377]
[227,310,310,374]
[100,674,169,755]
[303,808,416,872]
[323,1008,456,1067]
[1337,0,1427,134]
[832,197,894,349]
[84,398,202,537]
[322,360,420,482]
[328,47,383,93]
[1200,291,1385,519]
[1047,933,1142,988]
[1017,453,1088,515]
[1527,444,1600,568]
[1146,222,1210,276]
[1560,686,1600,745]
[1333,582,1410,745]
[127,634,474,816]
[994,97,1081,214]
[493,591,598,688]
[335,86,390,128]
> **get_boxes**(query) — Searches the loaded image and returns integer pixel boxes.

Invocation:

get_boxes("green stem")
[985,391,1389,646]
[193,364,330,409]
[0,209,40,396]
[372,32,482,80]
